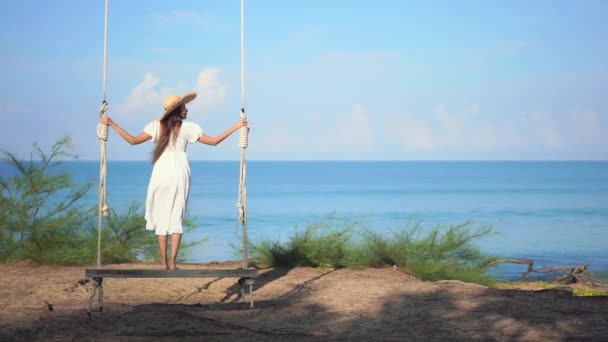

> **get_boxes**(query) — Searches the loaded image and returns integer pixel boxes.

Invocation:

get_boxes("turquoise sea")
[3,161,608,279]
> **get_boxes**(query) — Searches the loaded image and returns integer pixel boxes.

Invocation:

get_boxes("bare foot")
[161,264,169,270]
[169,265,179,270]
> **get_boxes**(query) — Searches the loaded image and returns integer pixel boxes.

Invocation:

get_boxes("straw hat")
[159,92,197,120]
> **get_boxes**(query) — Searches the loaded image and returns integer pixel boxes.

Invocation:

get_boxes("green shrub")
[0,136,203,265]
[83,203,203,265]
[352,221,497,286]
[250,218,497,286]
[250,216,357,268]
[0,136,93,264]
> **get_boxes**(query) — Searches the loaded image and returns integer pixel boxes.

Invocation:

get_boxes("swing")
[85,0,256,318]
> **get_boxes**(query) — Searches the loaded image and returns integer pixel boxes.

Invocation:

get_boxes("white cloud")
[334,105,371,146]
[117,73,163,115]
[384,105,564,152]
[434,104,497,148]
[435,104,467,146]
[191,68,228,112]
[529,111,560,146]
[251,105,375,158]
[315,105,375,152]
[502,121,527,148]
[253,116,296,153]
[149,11,227,31]
[385,112,435,149]
[564,110,606,145]
[476,122,499,149]
[116,68,228,117]
[384,104,608,157]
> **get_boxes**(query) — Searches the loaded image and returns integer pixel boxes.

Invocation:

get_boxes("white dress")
[143,120,203,235]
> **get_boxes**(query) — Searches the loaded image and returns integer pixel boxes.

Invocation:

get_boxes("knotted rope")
[236,108,249,249]
[96,0,110,269]
[237,0,250,270]
[97,102,110,217]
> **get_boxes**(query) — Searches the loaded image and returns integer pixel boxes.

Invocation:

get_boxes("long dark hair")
[152,105,183,163]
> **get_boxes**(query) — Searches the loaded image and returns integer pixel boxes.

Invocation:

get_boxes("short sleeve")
[185,122,204,144]
[143,120,160,142]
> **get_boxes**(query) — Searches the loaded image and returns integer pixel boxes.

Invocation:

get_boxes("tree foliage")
[0,136,92,263]
[0,136,202,265]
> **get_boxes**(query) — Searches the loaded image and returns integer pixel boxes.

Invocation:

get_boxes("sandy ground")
[1,261,607,341]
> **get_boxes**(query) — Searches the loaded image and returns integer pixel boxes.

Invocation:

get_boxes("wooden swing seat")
[85,268,257,279]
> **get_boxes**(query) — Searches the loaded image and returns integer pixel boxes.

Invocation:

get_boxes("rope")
[240,0,245,110]
[97,101,110,218]
[237,0,250,270]
[102,0,109,102]
[96,0,110,270]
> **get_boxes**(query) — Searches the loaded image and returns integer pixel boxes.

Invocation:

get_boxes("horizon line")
[70,159,608,162]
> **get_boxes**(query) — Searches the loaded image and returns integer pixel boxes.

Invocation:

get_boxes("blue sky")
[1,0,607,160]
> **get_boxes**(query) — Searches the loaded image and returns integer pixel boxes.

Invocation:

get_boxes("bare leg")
[169,233,182,270]
[158,235,168,269]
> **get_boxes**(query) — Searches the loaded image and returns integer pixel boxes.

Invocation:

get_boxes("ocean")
[3,160,608,279]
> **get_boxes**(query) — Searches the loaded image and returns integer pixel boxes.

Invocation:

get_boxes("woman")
[101,91,247,270]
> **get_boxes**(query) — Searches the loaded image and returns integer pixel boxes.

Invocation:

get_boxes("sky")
[1,0,607,161]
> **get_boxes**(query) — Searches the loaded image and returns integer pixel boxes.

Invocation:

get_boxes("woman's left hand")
[239,118,248,127]
[101,114,113,126]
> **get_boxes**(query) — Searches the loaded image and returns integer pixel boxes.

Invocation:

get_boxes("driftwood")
[523,264,605,286]
[488,259,605,287]
[488,258,534,272]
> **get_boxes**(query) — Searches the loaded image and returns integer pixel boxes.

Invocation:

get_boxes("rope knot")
[101,203,109,217]
[239,125,249,148]
[99,101,108,117]
[97,101,109,141]
[97,123,109,141]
